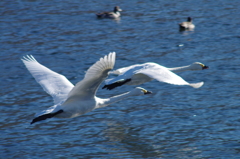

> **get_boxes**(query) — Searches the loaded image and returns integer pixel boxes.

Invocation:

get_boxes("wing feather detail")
[22,55,74,104]
[66,52,116,99]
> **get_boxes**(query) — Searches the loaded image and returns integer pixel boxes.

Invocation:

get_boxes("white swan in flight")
[22,52,152,124]
[103,62,208,90]
[110,62,208,75]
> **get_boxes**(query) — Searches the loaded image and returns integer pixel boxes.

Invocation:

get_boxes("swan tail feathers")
[189,82,204,88]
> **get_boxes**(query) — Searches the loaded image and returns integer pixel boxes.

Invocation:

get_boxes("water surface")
[1,0,240,158]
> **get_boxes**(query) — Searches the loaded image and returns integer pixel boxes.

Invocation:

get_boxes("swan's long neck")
[96,91,133,109]
[168,65,191,73]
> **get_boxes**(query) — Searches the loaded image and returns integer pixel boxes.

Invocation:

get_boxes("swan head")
[190,62,209,71]
[130,87,152,96]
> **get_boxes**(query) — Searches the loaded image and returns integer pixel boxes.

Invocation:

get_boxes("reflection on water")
[179,27,194,32]
[1,0,240,158]
[102,121,160,158]
[97,17,121,24]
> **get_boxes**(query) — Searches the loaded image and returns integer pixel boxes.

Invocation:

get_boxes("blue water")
[1,0,240,158]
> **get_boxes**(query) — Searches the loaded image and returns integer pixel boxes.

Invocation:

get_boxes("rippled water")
[1,0,240,158]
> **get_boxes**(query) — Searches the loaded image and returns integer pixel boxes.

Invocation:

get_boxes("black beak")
[144,91,152,95]
[202,65,209,70]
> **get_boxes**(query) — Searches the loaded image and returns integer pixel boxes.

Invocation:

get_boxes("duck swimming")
[96,6,122,19]
[179,17,195,30]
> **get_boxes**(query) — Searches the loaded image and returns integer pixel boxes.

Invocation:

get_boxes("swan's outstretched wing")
[105,64,144,85]
[137,63,204,88]
[22,55,74,104]
[66,52,116,99]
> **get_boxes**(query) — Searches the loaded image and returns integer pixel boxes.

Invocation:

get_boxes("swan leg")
[31,109,64,124]
[102,79,131,90]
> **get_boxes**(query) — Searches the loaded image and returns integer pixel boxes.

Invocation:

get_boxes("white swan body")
[22,53,151,124]
[103,62,207,90]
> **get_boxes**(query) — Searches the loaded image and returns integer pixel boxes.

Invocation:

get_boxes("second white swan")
[103,62,208,90]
